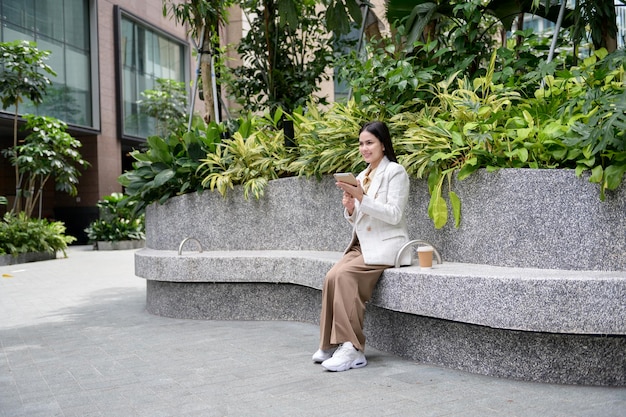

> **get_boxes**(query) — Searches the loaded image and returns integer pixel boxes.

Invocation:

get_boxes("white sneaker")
[321,342,367,372]
[312,347,336,363]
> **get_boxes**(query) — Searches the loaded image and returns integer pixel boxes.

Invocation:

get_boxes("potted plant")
[85,193,145,250]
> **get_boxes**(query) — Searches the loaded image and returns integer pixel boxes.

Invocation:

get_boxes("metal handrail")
[394,240,442,268]
[178,237,203,256]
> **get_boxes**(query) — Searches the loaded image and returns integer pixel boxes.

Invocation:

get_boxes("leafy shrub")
[118,115,223,214]
[0,212,75,257]
[392,48,626,227]
[198,109,296,199]
[335,34,437,116]
[119,42,626,232]
[84,193,144,242]
[289,100,378,178]
[544,49,626,199]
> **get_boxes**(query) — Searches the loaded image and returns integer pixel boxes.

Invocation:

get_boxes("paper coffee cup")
[417,246,434,269]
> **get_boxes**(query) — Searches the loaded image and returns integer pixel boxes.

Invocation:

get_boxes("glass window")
[64,0,89,50]
[3,0,35,32]
[0,0,94,128]
[36,0,64,42]
[119,11,187,139]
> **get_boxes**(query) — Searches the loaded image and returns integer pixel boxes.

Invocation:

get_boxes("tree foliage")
[224,0,337,114]
[118,115,223,214]
[2,115,90,218]
[386,0,624,56]
[163,0,236,122]
[0,40,56,213]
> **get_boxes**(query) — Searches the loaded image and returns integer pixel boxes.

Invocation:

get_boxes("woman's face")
[359,130,385,168]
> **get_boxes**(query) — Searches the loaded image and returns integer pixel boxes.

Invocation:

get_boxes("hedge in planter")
[0,212,75,264]
[84,193,145,248]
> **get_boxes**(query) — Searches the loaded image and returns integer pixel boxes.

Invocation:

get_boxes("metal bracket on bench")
[394,240,442,268]
[178,237,203,255]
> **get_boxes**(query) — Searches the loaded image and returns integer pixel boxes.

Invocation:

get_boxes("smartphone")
[333,172,358,186]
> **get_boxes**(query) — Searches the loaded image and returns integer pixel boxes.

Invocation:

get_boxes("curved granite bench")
[135,170,626,386]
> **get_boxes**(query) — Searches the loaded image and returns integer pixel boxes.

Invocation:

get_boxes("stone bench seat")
[136,247,625,386]
[136,248,625,335]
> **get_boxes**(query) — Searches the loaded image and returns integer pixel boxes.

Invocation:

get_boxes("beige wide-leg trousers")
[319,245,388,352]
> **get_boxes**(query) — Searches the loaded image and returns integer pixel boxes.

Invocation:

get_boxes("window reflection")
[120,13,186,139]
[0,0,93,128]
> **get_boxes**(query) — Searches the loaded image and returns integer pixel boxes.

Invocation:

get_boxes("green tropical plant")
[198,109,295,199]
[321,0,365,36]
[336,13,549,116]
[0,212,75,257]
[385,0,500,78]
[0,40,56,213]
[289,100,379,178]
[1,115,90,218]
[548,49,626,199]
[492,28,553,94]
[84,193,145,243]
[392,48,626,228]
[335,30,437,115]
[118,115,223,214]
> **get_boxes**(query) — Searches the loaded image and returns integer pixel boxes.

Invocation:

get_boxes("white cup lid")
[417,245,434,252]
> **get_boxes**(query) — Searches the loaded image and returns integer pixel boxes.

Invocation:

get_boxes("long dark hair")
[359,121,398,163]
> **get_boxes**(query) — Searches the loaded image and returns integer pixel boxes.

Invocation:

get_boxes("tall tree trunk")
[12,102,21,214]
[201,29,215,123]
[515,13,524,50]
[594,0,618,53]
[601,25,618,53]
[263,0,276,107]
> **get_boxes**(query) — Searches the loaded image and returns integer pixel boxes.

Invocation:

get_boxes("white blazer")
[344,156,411,266]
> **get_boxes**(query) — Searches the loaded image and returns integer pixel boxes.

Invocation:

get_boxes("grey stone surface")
[135,248,338,289]
[145,170,625,271]
[372,263,626,335]
[136,248,626,335]
[365,305,626,387]
[145,176,351,253]
[147,281,321,323]
[433,169,626,271]
[96,240,145,250]
[144,278,626,386]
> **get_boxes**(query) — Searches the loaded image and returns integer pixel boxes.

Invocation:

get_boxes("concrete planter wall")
[96,240,145,250]
[0,251,56,266]
[145,169,625,271]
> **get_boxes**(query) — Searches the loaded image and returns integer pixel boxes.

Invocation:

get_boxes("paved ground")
[0,246,624,417]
